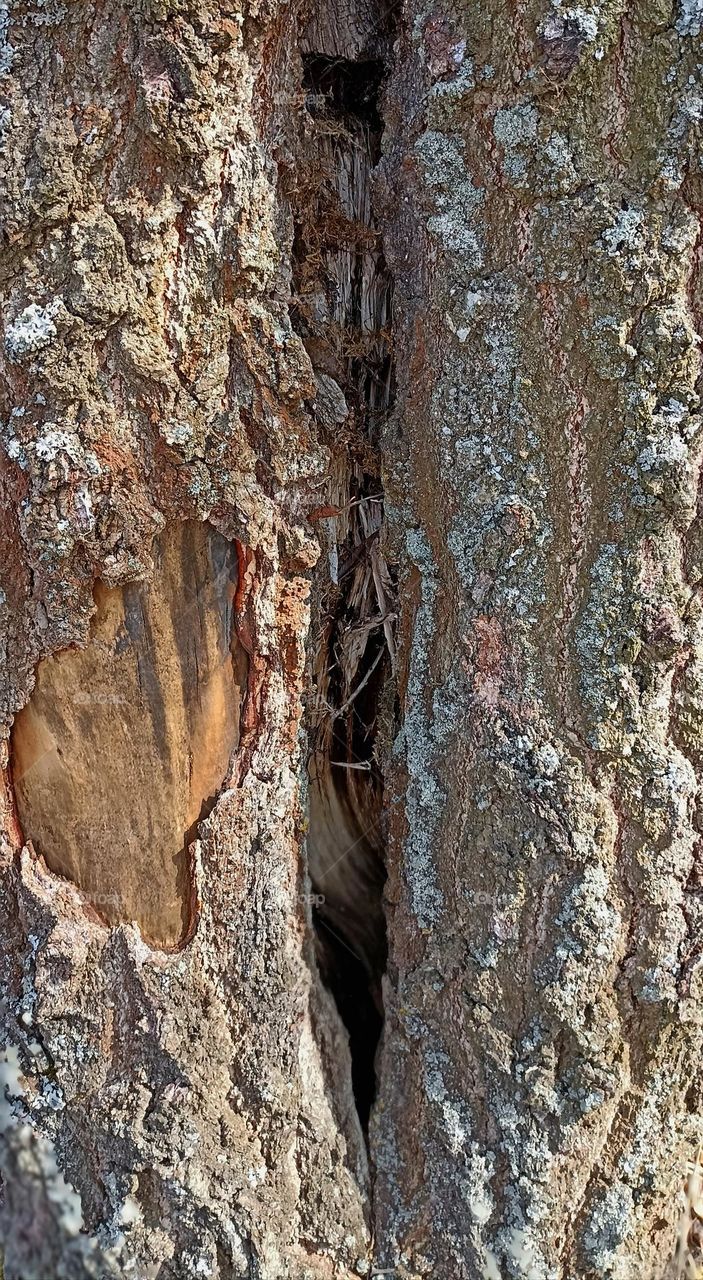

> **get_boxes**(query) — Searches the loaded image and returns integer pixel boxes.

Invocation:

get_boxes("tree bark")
[0,0,702,1278]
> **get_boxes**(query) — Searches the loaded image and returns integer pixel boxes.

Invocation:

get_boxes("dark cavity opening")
[313,905,385,1131]
[308,623,389,1131]
[297,31,394,1136]
[302,55,385,130]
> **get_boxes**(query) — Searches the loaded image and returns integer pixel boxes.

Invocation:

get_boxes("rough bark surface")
[375,0,703,1276]
[0,1,369,1276]
[0,0,702,1277]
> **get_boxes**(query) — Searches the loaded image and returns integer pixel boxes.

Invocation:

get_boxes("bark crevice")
[295,0,396,1137]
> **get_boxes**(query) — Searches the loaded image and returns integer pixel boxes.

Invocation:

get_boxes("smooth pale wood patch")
[11,521,246,949]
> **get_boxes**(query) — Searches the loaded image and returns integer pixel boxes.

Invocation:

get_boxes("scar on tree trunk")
[10,521,248,951]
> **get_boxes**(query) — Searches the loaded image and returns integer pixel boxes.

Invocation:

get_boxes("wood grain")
[11,522,246,948]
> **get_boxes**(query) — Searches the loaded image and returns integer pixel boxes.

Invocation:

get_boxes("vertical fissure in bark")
[294,3,396,1133]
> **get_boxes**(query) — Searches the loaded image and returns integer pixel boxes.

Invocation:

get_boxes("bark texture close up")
[0,0,702,1277]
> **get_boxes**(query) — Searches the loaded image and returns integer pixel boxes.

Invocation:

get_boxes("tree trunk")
[0,0,702,1277]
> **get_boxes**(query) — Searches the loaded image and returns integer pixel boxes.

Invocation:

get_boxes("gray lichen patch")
[4,302,60,363]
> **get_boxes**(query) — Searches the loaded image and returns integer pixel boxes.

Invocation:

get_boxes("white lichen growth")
[601,206,646,259]
[414,131,484,267]
[493,104,538,149]
[4,300,60,362]
[399,528,445,926]
[161,421,194,449]
[492,104,539,184]
[0,3,14,75]
[582,1181,635,1272]
[676,0,703,36]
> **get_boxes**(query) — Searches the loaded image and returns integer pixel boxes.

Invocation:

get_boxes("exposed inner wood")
[10,521,246,949]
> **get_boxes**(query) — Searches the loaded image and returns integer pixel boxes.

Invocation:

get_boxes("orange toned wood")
[11,522,246,948]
